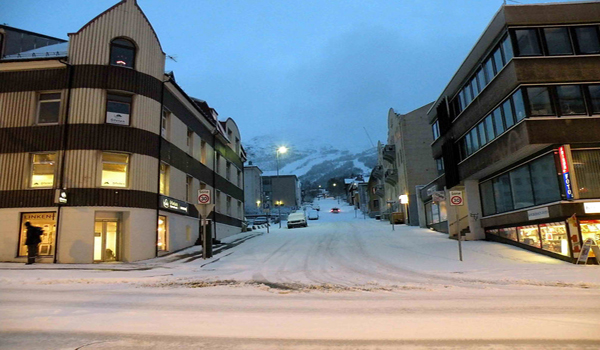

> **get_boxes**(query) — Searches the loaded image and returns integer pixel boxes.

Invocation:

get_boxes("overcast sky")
[2,0,580,152]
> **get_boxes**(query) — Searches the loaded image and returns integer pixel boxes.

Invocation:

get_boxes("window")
[483,58,494,85]
[480,181,496,217]
[464,133,473,156]
[160,163,169,195]
[187,129,194,154]
[110,38,135,68]
[512,89,527,121]
[572,149,600,199]
[216,153,221,174]
[161,110,170,138]
[470,128,480,151]
[574,26,600,54]
[543,27,573,55]
[106,93,131,126]
[492,108,505,135]
[502,99,515,129]
[459,91,467,112]
[589,85,600,114]
[556,85,586,115]
[514,29,542,56]
[101,152,128,188]
[530,154,561,205]
[186,175,193,202]
[226,196,232,216]
[476,68,487,90]
[501,35,514,62]
[477,123,487,146]
[226,161,231,181]
[435,158,444,176]
[157,216,167,252]
[200,140,207,164]
[235,137,240,154]
[37,93,61,124]
[539,222,569,256]
[432,121,440,140]
[493,174,513,213]
[492,47,504,74]
[510,166,534,209]
[237,170,242,187]
[215,191,221,213]
[464,85,473,106]
[18,212,57,257]
[31,153,56,188]
[484,115,495,141]
[526,87,554,116]
[470,77,480,97]
[518,225,541,248]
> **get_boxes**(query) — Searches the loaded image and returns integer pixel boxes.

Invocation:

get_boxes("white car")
[308,210,319,220]
[312,204,320,211]
[287,212,308,228]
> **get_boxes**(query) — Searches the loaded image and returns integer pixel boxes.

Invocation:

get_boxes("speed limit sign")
[449,191,463,206]
[198,189,212,204]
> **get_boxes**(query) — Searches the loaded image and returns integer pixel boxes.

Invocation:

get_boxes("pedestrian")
[24,222,43,265]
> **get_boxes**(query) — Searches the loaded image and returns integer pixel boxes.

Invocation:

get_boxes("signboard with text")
[449,191,463,206]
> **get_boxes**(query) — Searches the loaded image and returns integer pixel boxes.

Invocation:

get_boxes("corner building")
[0,0,246,263]
[423,2,600,263]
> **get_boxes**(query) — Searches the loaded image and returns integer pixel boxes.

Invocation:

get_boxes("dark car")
[330,207,340,213]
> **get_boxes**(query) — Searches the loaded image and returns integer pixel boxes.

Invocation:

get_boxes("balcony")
[382,145,396,163]
[384,168,398,185]
[371,165,383,180]
[374,184,384,197]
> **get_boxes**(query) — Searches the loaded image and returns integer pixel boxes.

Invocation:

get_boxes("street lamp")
[275,146,288,228]
[399,195,409,224]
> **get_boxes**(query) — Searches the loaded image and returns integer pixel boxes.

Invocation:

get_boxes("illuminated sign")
[159,195,189,214]
[558,146,573,200]
[584,202,600,214]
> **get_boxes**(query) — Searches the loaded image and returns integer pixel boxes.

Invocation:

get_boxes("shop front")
[18,212,57,260]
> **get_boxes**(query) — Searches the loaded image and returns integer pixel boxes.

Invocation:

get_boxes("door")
[94,220,119,262]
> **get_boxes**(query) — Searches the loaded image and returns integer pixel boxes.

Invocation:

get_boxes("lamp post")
[275,146,288,228]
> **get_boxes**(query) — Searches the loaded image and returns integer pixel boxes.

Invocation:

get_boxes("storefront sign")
[159,195,188,214]
[106,111,130,126]
[426,185,438,196]
[432,191,445,203]
[22,212,56,221]
[559,146,573,200]
[527,207,550,221]
[584,202,600,214]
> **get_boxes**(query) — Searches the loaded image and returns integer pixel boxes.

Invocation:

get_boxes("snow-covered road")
[1,199,600,349]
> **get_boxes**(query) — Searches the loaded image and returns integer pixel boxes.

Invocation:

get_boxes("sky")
[1,0,583,152]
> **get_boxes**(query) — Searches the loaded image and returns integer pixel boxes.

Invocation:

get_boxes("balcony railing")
[385,168,398,185]
[383,145,396,163]
[372,165,383,180]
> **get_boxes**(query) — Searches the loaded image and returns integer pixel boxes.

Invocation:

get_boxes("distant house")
[244,163,263,215]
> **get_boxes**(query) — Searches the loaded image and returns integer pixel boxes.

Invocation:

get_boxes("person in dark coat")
[24,222,43,265]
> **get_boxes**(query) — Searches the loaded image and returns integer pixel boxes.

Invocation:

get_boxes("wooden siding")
[68,0,165,79]
[0,152,30,191]
[0,91,36,127]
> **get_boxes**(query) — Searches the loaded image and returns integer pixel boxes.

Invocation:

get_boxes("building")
[244,163,263,215]
[421,2,600,263]
[262,175,301,217]
[0,0,246,264]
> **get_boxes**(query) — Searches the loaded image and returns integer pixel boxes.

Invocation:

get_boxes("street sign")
[449,191,463,206]
[198,189,212,204]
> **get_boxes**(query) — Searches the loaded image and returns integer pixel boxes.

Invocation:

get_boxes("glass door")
[94,220,119,262]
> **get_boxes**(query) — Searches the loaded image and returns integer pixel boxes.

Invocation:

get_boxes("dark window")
[510,165,534,209]
[477,123,487,146]
[492,108,505,136]
[556,85,586,115]
[501,35,514,62]
[106,93,132,126]
[574,26,600,54]
[513,89,527,121]
[435,158,444,176]
[432,121,440,140]
[470,128,480,151]
[37,92,61,124]
[492,47,504,73]
[493,174,513,213]
[459,91,466,112]
[480,181,496,216]
[543,27,573,55]
[465,134,473,156]
[502,99,515,129]
[471,77,480,97]
[526,87,554,116]
[530,154,561,205]
[110,38,135,68]
[587,85,600,114]
[483,58,495,83]
[464,85,472,106]
[484,115,495,141]
[514,29,542,56]
[477,68,487,90]
[572,150,600,199]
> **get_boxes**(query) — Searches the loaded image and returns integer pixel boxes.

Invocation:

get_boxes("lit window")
[106,93,131,126]
[200,140,207,164]
[101,152,128,188]
[37,93,61,124]
[110,38,135,68]
[31,153,56,188]
[157,215,167,252]
[160,163,169,195]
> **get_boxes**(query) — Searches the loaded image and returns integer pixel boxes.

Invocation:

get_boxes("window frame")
[30,152,57,188]
[542,27,574,56]
[572,25,600,55]
[106,92,132,126]
[36,92,62,125]
[109,38,136,69]
[513,28,543,57]
[100,152,129,188]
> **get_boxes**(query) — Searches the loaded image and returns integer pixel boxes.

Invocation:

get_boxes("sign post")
[449,190,464,262]
[196,189,214,259]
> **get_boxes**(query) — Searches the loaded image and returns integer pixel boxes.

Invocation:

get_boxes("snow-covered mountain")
[243,134,377,185]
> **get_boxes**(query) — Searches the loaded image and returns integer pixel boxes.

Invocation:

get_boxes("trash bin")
[391,212,404,224]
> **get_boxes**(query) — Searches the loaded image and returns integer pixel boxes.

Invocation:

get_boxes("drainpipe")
[53,59,74,264]
[156,77,168,257]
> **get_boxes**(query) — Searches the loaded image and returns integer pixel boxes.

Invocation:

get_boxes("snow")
[3,42,69,60]
[1,199,599,347]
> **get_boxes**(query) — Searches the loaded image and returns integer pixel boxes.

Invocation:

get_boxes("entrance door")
[94,220,119,262]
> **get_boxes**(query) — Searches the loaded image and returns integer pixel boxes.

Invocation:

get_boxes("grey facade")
[244,165,263,215]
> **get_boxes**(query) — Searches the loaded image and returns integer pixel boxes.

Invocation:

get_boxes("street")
[1,199,600,349]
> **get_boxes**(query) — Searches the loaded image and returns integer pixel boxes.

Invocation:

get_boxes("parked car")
[287,212,308,229]
[330,207,340,213]
[254,216,268,225]
[312,204,320,211]
[308,210,319,220]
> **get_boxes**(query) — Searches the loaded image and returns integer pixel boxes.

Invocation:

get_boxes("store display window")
[157,215,167,251]
[498,227,518,241]
[518,225,541,248]
[580,220,600,258]
[539,222,570,256]
[18,212,56,257]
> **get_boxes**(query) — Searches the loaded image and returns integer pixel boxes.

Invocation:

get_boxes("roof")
[2,42,68,60]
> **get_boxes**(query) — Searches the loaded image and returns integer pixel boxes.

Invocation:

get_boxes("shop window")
[539,222,570,256]
[518,225,541,248]
[501,35,514,62]
[109,38,135,68]
[480,181,496,216]
[587,85,600,114]
[580,220,600,250]
[498,227,517,241]
[512,89,527,121]
[18,212,56,257]
[510,166,534,209]
[543,27,574,56]
[572,150,600,199]
[431,202,440,224]
[438,200,447,222]
[157,215,167,252]
[493,174,513,213]
[492,108,505,136]
[30,153,56,188]
[425,202,433,225]
[106,93,131,126]
[160,163,169,195]
[101,152,128,188]
[574,26,600,54]
[526,87,554,116]
[514,29,542,56]
[502,99,515,129]
[161,109,170,139]
[530,154,561,205]
[37,92,61,124]
[556,85,586,115]
[484,115,495,141]
[186,175,193,202]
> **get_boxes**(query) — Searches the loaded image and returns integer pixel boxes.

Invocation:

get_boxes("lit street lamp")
[275,146,288,228]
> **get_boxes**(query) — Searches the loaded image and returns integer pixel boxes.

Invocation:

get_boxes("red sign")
[559,146,569,173]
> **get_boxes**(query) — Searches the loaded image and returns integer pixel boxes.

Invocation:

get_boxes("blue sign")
[563,173,573,200]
